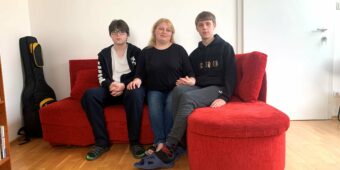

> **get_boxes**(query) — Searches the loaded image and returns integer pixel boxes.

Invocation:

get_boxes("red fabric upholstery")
[39,59,153,146]
[40,98,94,145]
[188,131,286,170]
[189,102,289,138]
[70,69,99,99]
[234,51,267,102]
[187,52,290,170]
[69,59,97,89]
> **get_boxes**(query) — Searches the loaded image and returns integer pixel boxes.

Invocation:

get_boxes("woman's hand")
[176,76,196,86]
[127,78,142,90]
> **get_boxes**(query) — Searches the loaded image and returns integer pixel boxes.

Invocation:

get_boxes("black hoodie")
[97,43,141,89]
[189,34,236,101]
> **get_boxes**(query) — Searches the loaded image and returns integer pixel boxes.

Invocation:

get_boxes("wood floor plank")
[10,119,340,169]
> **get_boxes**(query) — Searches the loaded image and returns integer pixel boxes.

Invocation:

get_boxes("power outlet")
[337,2,340,10]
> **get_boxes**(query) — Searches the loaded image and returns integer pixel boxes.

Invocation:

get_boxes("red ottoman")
[187,102,290,170]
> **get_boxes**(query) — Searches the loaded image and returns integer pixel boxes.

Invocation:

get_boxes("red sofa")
[39,51,289,169]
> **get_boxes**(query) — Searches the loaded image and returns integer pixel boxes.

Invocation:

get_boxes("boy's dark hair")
[109,19,130,36]
[195,11,216,26]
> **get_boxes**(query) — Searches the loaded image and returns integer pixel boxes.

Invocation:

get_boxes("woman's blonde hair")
[148,18,175,47]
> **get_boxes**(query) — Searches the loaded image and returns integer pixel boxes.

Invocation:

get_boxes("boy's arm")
[98,54,113,90]
[121,47,141,86]
[134,49,146,82]
[219,45,237,101]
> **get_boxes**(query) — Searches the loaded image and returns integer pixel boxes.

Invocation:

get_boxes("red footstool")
[187,102,289,170]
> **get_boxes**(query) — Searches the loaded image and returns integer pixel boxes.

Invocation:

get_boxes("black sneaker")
[85,145,109,161]
[130,144,145,159]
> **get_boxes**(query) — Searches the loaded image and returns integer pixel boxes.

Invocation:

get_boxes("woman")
[128,18,195,155]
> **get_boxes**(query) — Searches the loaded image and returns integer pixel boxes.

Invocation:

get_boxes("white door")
[243,0,334,120]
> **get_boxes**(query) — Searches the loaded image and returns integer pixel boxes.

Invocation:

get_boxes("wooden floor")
[9,119,340,170]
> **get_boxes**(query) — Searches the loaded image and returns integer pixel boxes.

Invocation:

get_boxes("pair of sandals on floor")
[134,143,186,169]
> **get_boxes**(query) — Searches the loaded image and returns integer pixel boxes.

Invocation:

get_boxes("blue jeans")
[147,90,173,145]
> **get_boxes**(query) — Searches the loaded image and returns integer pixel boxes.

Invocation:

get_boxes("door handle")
[316,28,328,32]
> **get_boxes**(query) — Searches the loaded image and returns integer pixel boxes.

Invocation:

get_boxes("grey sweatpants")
[167,85,224,146]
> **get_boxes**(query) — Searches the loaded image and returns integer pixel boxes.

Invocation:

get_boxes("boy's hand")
[109,82,125,96]
[210,99,226,108]
[110,82,125,91]
[111,91,123,96]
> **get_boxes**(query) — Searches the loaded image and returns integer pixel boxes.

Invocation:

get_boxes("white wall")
[28,0,237,100]
[0,0,31,141]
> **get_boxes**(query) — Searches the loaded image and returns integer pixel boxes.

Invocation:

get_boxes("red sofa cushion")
[70,69,99,99]
[69,59,98,89]
[234,51,267,102]
[188,102,290,138]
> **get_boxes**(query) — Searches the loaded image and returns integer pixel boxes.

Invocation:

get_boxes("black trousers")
[81,86,145,148]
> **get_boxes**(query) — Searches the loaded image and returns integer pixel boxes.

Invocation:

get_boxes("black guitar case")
[19,36,56,143]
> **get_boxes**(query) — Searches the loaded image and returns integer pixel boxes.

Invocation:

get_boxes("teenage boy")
[82,19,145,160]
[134,11,237,169]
